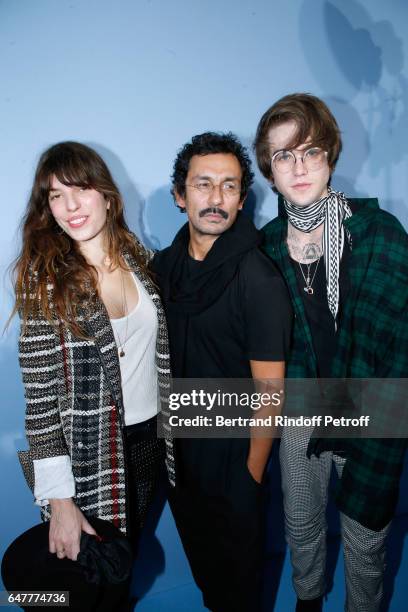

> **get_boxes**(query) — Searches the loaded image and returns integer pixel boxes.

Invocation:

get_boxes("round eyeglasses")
[271,147,328,174]
[185,179,241,197]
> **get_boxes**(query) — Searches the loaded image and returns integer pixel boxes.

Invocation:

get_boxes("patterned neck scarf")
[284,187,352,323]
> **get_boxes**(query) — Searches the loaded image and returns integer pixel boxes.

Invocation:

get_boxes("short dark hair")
[171,132,254,209]
[254,93,342,181]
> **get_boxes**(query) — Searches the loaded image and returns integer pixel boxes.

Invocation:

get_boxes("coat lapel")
[83,295,124,415]
[78,251,148,416]
[82,251,171,413]
[332,198,379,375]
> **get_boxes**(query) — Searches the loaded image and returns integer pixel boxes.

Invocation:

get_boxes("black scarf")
[152,213,261,376]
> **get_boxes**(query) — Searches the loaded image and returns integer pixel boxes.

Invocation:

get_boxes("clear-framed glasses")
[271,147,328,174]
[185,179,241,197]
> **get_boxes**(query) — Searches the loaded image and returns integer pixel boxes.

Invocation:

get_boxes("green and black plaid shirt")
[262,196,408,530]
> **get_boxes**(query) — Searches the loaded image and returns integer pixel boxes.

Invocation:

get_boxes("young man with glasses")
[254,93,407,612]
[152,132,292,612]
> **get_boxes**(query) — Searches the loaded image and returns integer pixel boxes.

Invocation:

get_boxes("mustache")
[199,207,229,220]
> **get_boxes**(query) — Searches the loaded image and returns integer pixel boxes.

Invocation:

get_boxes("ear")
[174,190,187,211]
[238,197,245,211]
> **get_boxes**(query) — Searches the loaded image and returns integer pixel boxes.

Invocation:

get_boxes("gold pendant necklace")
[114,270,129,358]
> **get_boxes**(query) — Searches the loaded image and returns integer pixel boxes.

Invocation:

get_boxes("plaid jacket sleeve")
[334,209,408,530]
[19,295,68,461]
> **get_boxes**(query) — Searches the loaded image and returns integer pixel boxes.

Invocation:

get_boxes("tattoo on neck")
[287,226,322,263]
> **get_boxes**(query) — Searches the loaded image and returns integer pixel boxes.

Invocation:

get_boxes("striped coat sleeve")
[19,308,68,461]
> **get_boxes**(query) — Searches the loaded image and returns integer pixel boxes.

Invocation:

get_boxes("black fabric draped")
[151,213,261,377]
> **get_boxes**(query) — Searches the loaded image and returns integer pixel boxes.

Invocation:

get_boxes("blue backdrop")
[1,1,407,610]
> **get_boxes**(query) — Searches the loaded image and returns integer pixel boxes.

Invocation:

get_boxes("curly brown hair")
[171,132,254,207]
[13,141,149,336]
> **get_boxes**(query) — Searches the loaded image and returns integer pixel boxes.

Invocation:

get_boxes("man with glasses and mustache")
[152,132,292,612]
[254,93,408,612]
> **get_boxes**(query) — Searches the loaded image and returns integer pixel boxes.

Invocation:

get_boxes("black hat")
[1,517,133,611]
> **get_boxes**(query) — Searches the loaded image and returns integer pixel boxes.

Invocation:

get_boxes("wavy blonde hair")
[13,141,150,336]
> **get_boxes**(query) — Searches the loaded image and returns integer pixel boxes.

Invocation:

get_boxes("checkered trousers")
[279,425,390,612]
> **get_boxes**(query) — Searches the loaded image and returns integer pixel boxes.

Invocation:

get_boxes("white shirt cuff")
[33,455,75,506]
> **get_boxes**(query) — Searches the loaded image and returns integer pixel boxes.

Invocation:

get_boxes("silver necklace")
[298,257,321,295]
[114,270,129,358]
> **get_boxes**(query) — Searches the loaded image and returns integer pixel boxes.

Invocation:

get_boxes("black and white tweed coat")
[18,248,174,535]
